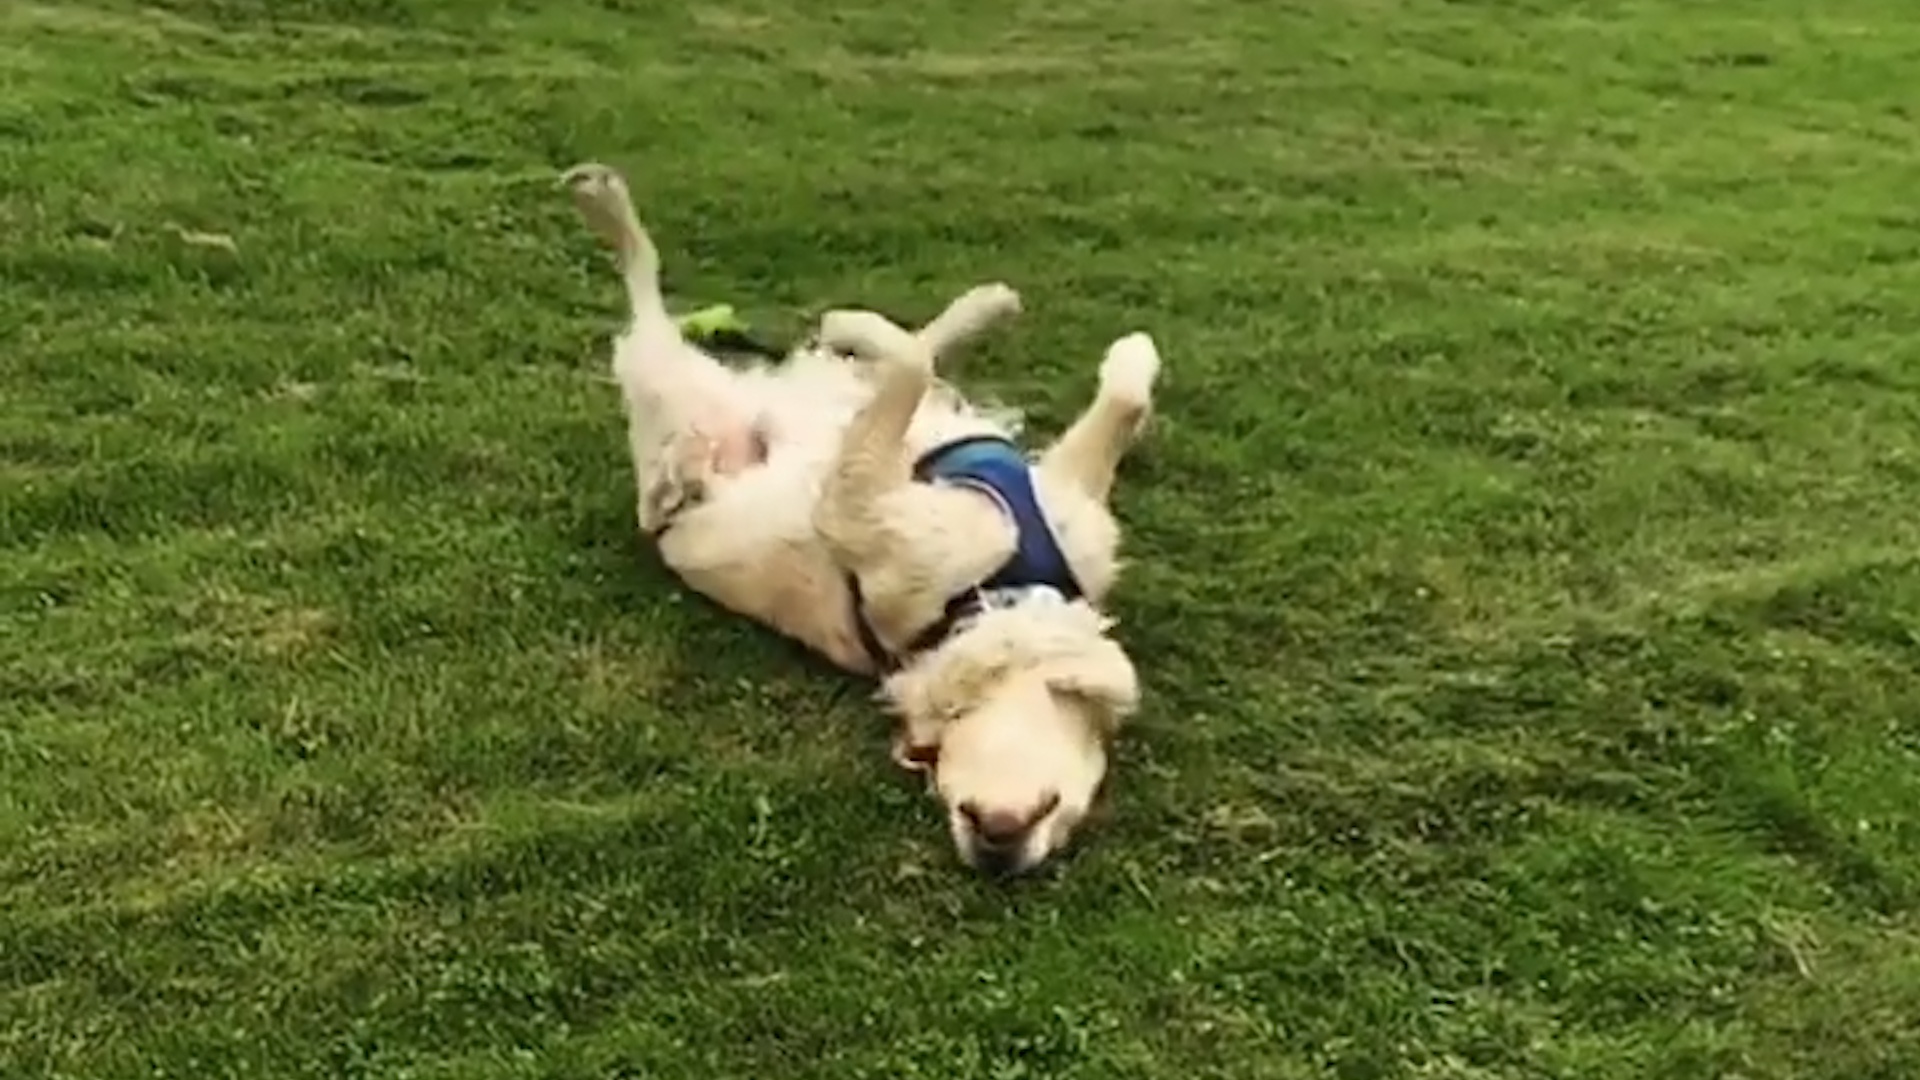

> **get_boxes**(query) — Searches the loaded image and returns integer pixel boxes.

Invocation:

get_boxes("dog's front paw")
[819,310,932,378]
[956,282,1023,324]
[1099,332,1161,410]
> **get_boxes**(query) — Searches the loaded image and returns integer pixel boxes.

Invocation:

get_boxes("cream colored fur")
[560,161,1161,875]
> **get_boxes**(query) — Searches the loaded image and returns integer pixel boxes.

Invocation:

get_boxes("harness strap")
[850,575,962,674]
[848,435,1082,672]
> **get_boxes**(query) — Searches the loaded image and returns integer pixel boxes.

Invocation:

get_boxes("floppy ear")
[1042,638,1140,736]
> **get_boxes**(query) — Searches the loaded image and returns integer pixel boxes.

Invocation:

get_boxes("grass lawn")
[7,0,1920,1076]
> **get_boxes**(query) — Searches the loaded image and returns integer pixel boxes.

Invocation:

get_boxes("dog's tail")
[559,162,667,326]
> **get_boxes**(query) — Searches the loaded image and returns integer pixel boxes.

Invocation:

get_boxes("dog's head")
[885,605,1139,877]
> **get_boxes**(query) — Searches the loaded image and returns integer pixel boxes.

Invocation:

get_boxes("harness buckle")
[973,583,1068,614]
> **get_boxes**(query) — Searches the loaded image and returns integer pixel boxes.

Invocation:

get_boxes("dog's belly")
[650,358,872,672]
[652,355,1024,676]
[661,465,874,674]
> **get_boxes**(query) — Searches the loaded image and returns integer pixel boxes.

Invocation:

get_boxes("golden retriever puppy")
[560,161,1160,876]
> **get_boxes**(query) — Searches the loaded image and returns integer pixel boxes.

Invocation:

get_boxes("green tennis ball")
[676,303,750,341]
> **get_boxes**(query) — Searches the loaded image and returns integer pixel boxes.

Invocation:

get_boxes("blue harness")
[851,435,1084,670]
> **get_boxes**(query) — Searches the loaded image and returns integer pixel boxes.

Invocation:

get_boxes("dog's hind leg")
[1036,332,1161,504]
[561,162,766,488]
[813,313,1015,651]
[561,162,671,326]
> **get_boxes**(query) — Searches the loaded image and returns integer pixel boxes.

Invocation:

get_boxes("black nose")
[971,842,1021,878]
[959,792,1058,849]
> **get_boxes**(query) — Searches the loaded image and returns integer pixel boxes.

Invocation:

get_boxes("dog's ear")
[1042,639,1140,737]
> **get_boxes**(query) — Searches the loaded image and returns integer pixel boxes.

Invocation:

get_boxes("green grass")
[6,0,1920,1076]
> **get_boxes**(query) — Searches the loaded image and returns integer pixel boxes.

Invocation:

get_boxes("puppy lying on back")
[562,162,1162,875]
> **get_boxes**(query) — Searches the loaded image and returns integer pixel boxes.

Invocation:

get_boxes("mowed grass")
[6,0,1920,1075]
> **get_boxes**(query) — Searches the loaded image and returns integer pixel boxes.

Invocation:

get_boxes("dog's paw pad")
[560,163,634,229]
[1099,332,1160,408]
[559,161,621,193]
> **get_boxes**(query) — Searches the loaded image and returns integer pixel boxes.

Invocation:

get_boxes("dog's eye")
[894,741,939,773]
[1034,790,1061,819]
